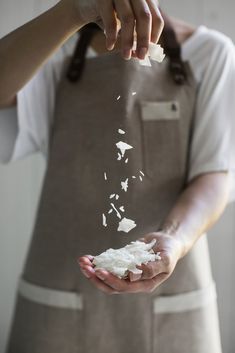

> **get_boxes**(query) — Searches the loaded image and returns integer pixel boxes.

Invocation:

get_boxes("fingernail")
[138,47,147,60]
[95,271,105,280]
[81,269,91,279]
[123,49,131,60]
[107,42,115,51]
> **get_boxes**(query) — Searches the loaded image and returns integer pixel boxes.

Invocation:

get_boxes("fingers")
[89,273,119,294]
[129,272,142,282]
[79,262,168,294]
[98,0,163,59]
[98,0,118,50]
[114,0,135,59]
[146,0,164,43]
[130,0,152,59]
[95,269,167,293]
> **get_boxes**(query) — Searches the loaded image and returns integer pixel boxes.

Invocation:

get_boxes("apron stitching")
[153,281,216,314]
[18,278,83,310]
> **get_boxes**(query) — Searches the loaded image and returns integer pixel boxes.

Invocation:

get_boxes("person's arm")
[79,172,229,294]
[0,0,163,108]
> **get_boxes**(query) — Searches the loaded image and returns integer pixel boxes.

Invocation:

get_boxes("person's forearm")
[0,1,82,107]
[159,172,230,258]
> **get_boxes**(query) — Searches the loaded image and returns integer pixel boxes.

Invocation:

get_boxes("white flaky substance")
[118,217,136,233]
[133,41,165,67]
[116,141,133,157]
[93,239,161,278]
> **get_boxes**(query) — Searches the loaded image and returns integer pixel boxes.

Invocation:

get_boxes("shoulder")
[182,26,235,82]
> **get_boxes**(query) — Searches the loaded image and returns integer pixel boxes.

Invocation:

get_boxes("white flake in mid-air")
[119,206,125,212]
[121,178,129,192]
[118,129,125,135]
[118,217,137,233]
[116,141,133,158]
[102,214,107,227]
[110,203,122,219]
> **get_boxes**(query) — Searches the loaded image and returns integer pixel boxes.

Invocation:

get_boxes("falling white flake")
[118,217,137,233]
[117,95,121,100]
[118,129,125,135]
[117,153,122,161]
[115,194,119,200]
[119,206,125,212]
[121,178,129,192]
[102,214,107,227]
[140,171,145,176]
[110,194,115,199]
[132,92,137,96]
[108,209,113,214]
[125,158,128,164]
[139,176,143,182]
[132,176,136,179]
[110,203,122,219]
[104,172,107,180]
[116,141,133,158]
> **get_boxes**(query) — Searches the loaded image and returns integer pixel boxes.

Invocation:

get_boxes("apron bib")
[7,53,222,353]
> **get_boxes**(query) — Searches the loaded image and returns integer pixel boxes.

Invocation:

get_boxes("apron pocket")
[152,282,222,353]
[140,100,182,179]
[7,278,85,353]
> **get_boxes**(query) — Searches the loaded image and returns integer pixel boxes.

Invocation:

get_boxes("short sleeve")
[0,107,18,163]
[9,36,77,162]
[188,38,235,202]
[12,56,63,161]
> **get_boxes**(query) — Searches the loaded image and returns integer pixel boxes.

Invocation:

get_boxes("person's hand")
[64,0,164,59]
[78,232,185,295]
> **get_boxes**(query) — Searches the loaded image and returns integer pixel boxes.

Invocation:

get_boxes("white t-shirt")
[1,26,235,200]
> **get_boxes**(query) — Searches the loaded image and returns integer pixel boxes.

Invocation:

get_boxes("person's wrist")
[158,221,192,259]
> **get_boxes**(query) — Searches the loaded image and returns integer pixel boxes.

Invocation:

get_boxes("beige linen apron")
[7,52,222,353]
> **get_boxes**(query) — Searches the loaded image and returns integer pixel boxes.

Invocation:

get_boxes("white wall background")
[0,1,234,352]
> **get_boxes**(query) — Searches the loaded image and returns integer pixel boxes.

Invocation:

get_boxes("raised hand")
[65,0,164,59]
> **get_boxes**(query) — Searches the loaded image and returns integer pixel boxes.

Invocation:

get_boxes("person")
[0,0,235,352]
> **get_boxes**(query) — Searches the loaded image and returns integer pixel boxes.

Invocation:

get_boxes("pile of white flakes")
[93,239,161,278]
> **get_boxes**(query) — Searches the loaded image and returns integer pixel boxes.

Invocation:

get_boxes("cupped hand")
[78,232,185,295]
[65,0,164,59]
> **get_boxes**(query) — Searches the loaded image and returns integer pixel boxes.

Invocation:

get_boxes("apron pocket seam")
[18,277,83,310]
[153,281,217,314]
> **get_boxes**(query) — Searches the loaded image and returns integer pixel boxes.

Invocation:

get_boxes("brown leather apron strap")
[67,23,100,83]
[160,11,188,85]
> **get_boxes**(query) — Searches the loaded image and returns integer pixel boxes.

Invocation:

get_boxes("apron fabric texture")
[7,53,222,353]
